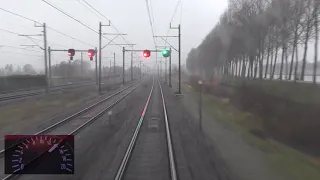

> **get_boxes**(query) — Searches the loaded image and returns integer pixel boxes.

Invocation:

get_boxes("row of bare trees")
[0,64,37,76]
[186,0,320,83]
[51,60,93,78]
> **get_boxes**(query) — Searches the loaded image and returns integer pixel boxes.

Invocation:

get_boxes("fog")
[0,0,228,74]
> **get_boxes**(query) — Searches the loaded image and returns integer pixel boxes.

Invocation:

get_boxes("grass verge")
[176,78,320,180]
[0,90,97,135]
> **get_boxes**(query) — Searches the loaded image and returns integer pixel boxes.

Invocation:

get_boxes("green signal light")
[161,49,170,57]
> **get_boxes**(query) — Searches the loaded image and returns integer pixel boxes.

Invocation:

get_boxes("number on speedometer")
[4,135,74,174]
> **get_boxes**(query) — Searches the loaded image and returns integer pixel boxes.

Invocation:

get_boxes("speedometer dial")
[5,135,74,174]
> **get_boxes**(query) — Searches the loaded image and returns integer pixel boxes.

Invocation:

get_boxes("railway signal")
[88,49,95,61]
[68,49,75,60]
[143,50,151,58]
[161,49,170,57]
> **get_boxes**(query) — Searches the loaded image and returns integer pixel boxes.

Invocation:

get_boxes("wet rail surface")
[114,77,177,180]
[0,79,144,180]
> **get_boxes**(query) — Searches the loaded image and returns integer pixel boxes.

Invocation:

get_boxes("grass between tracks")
[172,78,320,180]
[0,90,97,134]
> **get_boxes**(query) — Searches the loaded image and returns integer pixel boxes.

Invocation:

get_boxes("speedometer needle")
[48,137,67,153]
[48,144,59,153]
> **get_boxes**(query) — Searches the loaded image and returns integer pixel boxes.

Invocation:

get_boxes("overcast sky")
[0,0,228,72]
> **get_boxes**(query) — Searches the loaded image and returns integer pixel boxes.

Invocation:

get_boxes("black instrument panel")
[5,135,74,174]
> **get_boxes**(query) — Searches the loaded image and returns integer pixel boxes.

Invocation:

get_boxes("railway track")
[0,80,103,102]
[0,80,95,95]
[114,77,177,180]
[0,79,144,180]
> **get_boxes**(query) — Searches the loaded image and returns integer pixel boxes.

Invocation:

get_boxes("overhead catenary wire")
[179,0,183,25]
[170,0,182,25]
[0,2,140,63]
[26,36,69,48]
[164,0,182,47]
[0,28,20,35]
[47,27,95,47]
[0,7,41,24]
[145,0,158,66]
[78,0,141,61]
[80,0,134,48]
[0,45,43,53]
[0,21,36,30]
[145,0,157,48]
[0,50,43,57]
[149,0,156,32]
[0,2,137,59]
[0,28,66,48]
[42,0,98,33]
[77,0,102,19]
[0,7,94,47]
[42,0,129,49]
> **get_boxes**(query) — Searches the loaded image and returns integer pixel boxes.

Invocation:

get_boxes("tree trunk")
[259,39,265,80]
[247,55,251,78]
[232,61,234,76]
[250,55,254,78]
[239,58,242,76]
[259,59,263,80]
[285,48,289,80]
[265,40,271,78]
[291,0,303,81]
[236,59,239,76]
[313,0,319,84]
[271,43,279,79]
[301,19,311,81]
[289,34,298,80]
[254,58,258,79]
[280,43,286,80]
[251,61,254,78]
[247,60,251,78]
[294,45,300,82]
[232,61,235,76]
[241,55,246,77]
[269,38,275,79]
[235,61,237,76]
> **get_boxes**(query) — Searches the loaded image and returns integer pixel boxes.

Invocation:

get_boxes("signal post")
[122,48,169,85]
[48,48,97,90]
[154,23,181,94]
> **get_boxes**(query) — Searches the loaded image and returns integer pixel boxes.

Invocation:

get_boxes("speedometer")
[4,135,74,174]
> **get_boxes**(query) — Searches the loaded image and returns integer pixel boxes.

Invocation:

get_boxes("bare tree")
[185,0,318,83]
[313,0,319,83]
[300,0,314,80]
[23,64,37,75]
[4,64,14,76]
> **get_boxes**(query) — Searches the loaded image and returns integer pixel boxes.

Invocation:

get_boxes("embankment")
[189,75,320,156]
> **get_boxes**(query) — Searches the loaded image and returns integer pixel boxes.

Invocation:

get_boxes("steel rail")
[114,77,177,180]
[158,79,177,180]
[0,81,140,156]
[0,81,95,101]
[1,80,145,180]
[114,77,154,180]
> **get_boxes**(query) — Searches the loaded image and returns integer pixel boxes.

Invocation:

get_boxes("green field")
[0,90,97,135]
[177,77,320,180]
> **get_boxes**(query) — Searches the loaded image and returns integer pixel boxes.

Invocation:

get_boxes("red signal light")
[143,50,150,58]
[87,50,95,56]
[68,49,75,56]
[87,49,95,61]
[68,49,75,60]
